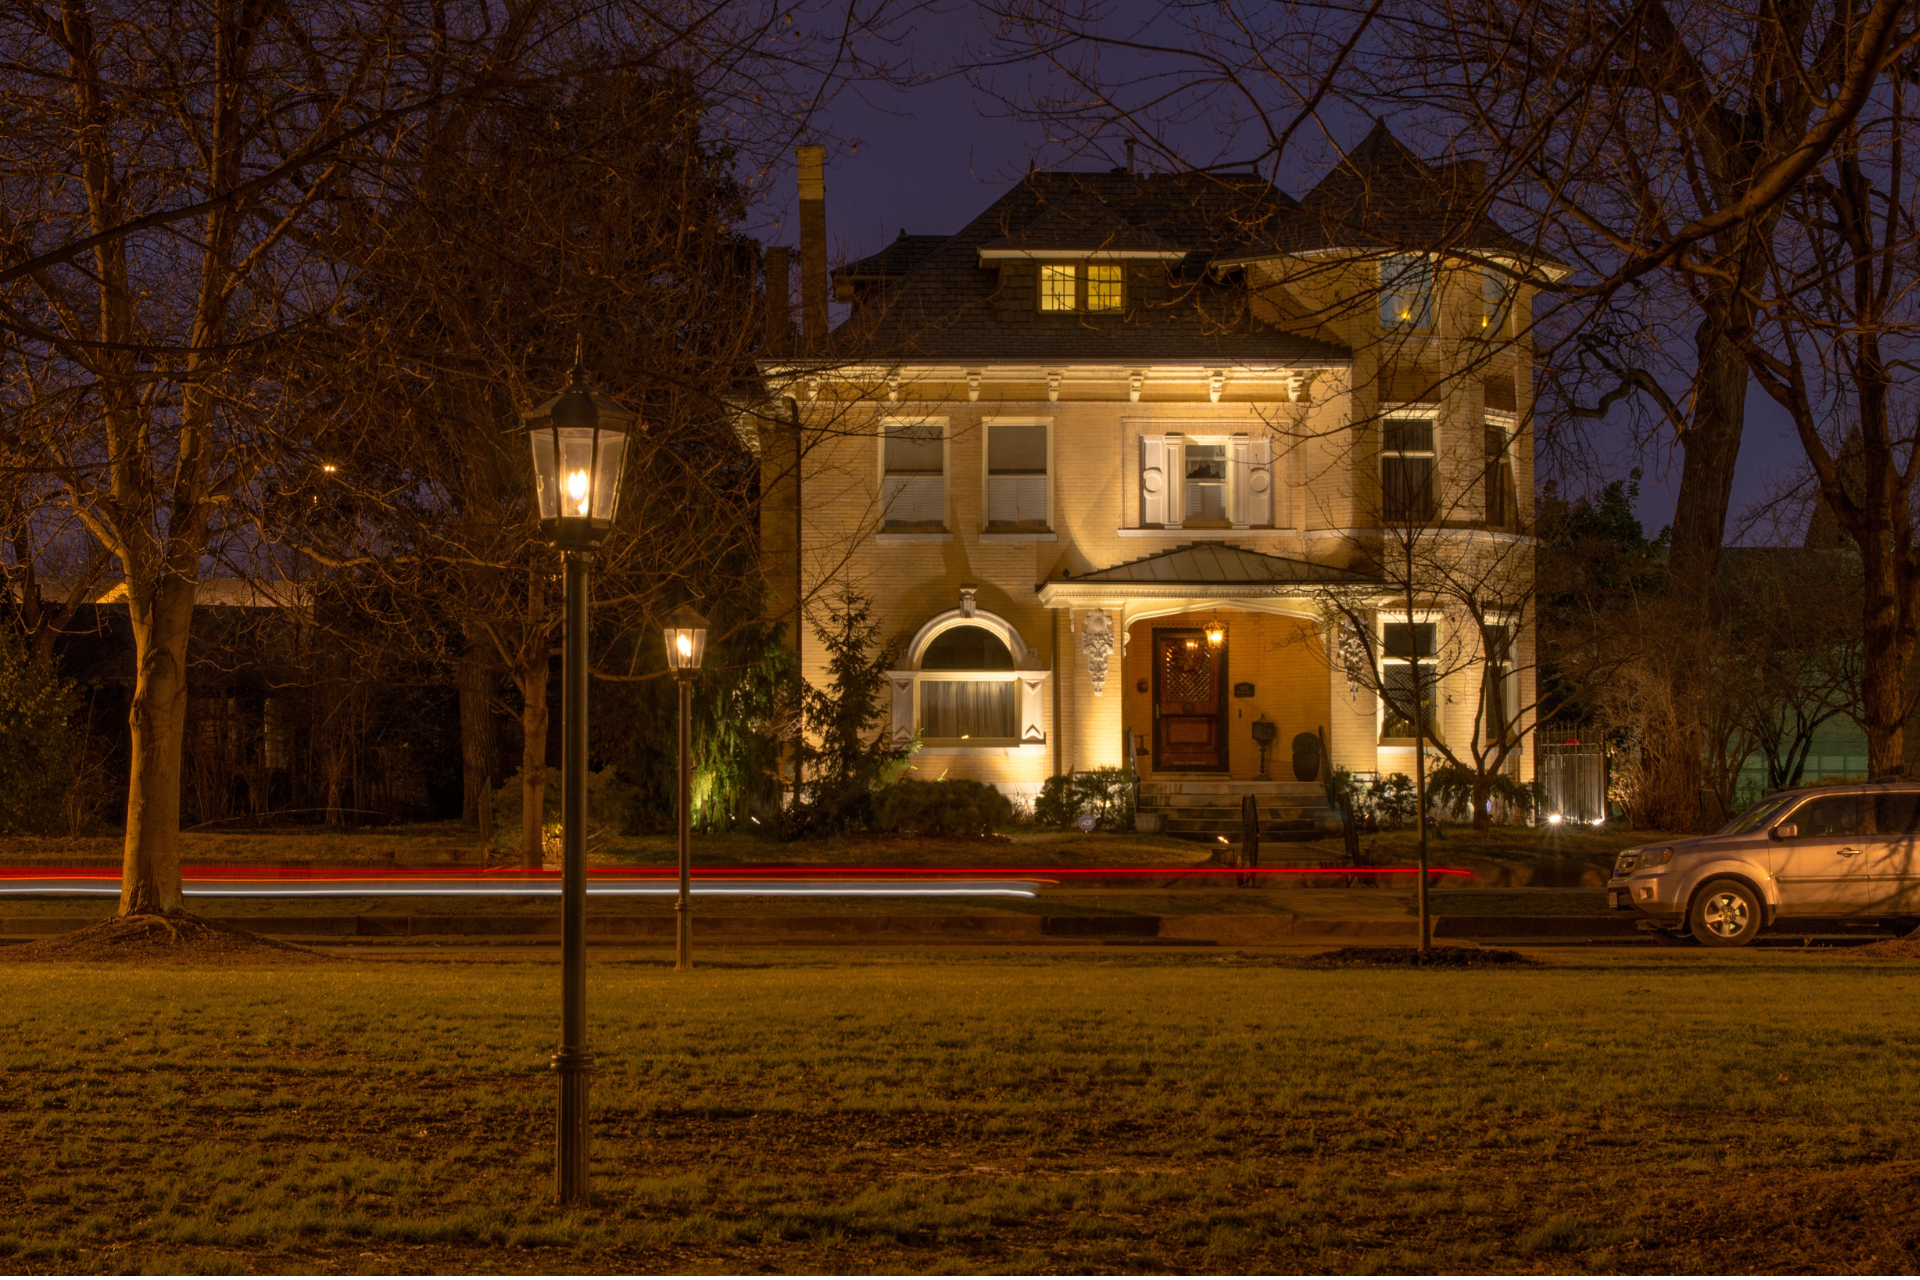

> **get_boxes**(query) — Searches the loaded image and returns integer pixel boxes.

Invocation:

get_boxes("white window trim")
[1377,610,1445,745]
[886,606,1048,746]
[877,413,950,533]
[981,415,1054,534]
[1379,404,1439,526]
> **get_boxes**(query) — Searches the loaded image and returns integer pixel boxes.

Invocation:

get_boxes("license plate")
[1608,891,1623,909]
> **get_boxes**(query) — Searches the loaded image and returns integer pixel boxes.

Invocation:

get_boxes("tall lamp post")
[663,605,708,970]
[524,354,636,1206]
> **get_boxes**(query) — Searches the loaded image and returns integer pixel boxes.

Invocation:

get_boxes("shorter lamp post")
[524,353,637,1206]
[663,604,709,971]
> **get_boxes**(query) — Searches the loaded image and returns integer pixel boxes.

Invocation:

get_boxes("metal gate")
[1539,736,1607,825]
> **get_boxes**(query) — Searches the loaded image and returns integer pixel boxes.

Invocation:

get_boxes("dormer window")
[1038,262,1124,313]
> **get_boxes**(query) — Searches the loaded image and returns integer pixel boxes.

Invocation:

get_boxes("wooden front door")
[1153,629,1227,771]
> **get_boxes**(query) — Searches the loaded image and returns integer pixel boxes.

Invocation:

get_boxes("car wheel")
[1690,880,1764,948]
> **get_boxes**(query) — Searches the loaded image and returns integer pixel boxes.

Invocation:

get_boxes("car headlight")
[1638,847,1674,868]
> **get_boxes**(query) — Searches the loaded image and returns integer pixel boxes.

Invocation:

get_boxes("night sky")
[743,7,1808,547]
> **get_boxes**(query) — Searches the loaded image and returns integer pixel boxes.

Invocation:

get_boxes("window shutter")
[1230,434,1252,528]
[1247,437,1274,528]
[1140,434,1168,526]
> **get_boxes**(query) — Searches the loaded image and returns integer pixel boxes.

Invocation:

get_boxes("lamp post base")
[675,898,691,971]
[552,1047,594,1203]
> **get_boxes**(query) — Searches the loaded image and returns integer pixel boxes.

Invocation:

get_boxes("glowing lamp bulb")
[566,468,590,516]
[676,633,692,659]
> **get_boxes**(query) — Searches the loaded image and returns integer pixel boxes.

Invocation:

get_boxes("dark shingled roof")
[978,189,1182,257]
[836,232,949,282]
[1068,543,1376,586]
[1256,120,1564,266]
[830,170,1351,365]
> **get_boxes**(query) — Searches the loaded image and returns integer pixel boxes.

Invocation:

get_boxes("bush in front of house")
[1427,765,1545,825]
[1367,773,1419,828]
[871,778,1012,836]
[1033,767,1135,832]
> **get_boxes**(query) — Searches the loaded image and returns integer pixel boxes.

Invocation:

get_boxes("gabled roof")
[827,170,1351,366]
[1245,121,1565,269]
[1066,543,1376,586]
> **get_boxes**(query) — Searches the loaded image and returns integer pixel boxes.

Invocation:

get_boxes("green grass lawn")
[2,949,1916,1274]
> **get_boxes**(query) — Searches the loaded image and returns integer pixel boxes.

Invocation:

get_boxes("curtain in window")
[920,680,1016,739]
[1382,418,1435,523]
[883,421,944,528]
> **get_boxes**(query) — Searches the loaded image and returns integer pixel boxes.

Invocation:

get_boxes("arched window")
[918,625,1017,740]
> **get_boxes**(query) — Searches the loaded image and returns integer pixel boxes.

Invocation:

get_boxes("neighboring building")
[758,126,1552,822]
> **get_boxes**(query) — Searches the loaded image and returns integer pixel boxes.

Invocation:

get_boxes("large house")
[759,124,1551,826]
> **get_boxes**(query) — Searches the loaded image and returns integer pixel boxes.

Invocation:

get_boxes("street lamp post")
[524,353,636,1206]
[663,605,708,971]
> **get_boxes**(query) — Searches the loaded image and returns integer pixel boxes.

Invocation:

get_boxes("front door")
[1153,629,1226,771]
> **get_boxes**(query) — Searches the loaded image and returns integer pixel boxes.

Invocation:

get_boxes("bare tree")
[0,0,909,916]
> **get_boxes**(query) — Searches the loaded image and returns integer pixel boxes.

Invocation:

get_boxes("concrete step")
[1140,780,1325,797]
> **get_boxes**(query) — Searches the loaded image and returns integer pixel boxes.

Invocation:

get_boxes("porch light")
[1204,618,1225,647]
[663,604,709,673]
[525,349,638,550]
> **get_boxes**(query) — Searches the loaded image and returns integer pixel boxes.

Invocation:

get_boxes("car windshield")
[1718,795,1796,836]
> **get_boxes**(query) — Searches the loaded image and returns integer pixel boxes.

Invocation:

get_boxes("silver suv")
[1609,782,1920,946]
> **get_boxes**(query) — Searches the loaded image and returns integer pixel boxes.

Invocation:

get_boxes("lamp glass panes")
[525,364,638,548]
[663,605,709,673]
[1204,618,1225,647]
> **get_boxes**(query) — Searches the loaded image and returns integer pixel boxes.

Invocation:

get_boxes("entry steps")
[1138,779,1340,843]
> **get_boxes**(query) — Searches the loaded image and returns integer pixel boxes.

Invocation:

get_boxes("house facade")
[760,126,1548,818]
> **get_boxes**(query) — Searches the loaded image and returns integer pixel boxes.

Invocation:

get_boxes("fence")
[1539,733,1607,825]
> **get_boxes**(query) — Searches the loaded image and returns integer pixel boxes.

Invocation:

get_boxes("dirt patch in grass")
[1661,1160,1920,1273]
[1851,934,1920,959]
[0,912,335,964]
[1298,944,1539,968]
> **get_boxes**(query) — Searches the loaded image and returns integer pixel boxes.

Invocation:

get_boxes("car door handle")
[1837,847,1864,857]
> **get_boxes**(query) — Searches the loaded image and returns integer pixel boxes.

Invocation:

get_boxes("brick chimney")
[796,143,828,346]
[764,244,790,355]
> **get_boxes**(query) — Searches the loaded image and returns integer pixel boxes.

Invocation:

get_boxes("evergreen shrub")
[0,630,77,833]
[1033,767,1135,831]
[871,778,1012,836]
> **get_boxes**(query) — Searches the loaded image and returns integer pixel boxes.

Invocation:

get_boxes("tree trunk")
[1643,317,1751,831]
[459,638,497,825]
[1857,520,1913,777]
[118,575,197,916]
[1471,776,1492,833]
[520,650,550,869]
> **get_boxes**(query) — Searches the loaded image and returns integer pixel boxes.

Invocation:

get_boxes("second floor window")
[1482,267,1515,335]
[1485,414,1518,528]
[1381,255,1434,329]
[1039,262,1124,312]
[987,422,1049,530]
[1184,443,1228,525]
[1382,417,1435,524]
[882,420,944,530]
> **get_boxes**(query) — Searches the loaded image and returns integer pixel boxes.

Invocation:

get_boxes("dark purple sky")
[746,24,1807,546]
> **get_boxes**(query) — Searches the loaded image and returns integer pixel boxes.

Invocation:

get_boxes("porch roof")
[1037,542,1378,605]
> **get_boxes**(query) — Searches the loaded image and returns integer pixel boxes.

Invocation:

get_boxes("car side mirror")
[1771,823,1797,841]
